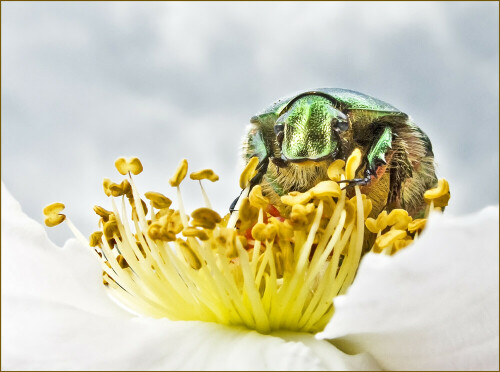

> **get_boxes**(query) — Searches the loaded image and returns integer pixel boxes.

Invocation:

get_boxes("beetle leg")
[229,192,243,212]
[338,176,371,188]
[365,126,393,179]
[336,127,393,191]
[250,158,270,188]
[229,157,270,212]
[232,126,272,212]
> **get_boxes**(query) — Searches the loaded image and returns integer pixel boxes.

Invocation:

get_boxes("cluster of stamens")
[45,150,449,333]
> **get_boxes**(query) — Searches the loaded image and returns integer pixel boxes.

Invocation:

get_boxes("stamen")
[44,151,451,334]
[190,169,219,209]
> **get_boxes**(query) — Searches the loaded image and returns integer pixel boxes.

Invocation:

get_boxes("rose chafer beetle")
[238,88,438,218]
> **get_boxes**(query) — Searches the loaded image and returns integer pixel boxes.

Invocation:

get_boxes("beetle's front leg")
[229,158,269,212]
[365,126,392,179]
[230,127,271,212]
[339,126,393,188]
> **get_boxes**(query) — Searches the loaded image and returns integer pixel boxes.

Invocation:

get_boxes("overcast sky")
[2,1,498,245]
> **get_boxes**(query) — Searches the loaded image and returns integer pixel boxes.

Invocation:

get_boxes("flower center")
[44,151,450,334]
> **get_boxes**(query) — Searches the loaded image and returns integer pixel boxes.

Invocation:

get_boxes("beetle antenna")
[338,176,371,188]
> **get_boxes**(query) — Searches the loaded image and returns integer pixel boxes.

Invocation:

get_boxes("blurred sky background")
[2,1,499,245]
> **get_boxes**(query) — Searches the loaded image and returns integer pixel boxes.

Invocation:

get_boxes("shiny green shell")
[251,88,407,122]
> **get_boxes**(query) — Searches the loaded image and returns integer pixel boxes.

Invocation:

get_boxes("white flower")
[2,182,498,370]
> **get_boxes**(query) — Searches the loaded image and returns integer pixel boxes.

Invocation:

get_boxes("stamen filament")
[199,181,212,209]
[44,153,449,334]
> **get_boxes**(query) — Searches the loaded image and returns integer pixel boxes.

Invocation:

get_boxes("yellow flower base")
[45,150,450,334]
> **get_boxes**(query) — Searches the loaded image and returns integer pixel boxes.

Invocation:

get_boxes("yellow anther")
[191,208,222,223]
[43,202,65,216]
[190,169,219,182]
[281,190,313,206]
[43,202,66,227]
[327,159,345,182]
[167,211,184,234]
[129,198,148,220]
[249,185,269,209]
[147,220,176,242]
[44,215,66,227]
[116,255,129,269]
[145,191,172,209]
[93,205,113,221]
[238,198,259,230]
[365,210,388,233]
[251,222,278,242]
[408,218,427,233]
[289,203,315,229]
[387,209,412,230]
[215,227,239,258]
[89,231,103,247]
[291,203,315,217]
[191,208,222,229]
[239,156,259,189]
[128,158,143,175]
[169,159,188,187]
[305,203,316,215]
[393,237,414,253]
[182,227,209,241]
[192,219,217,230]
[115,158,130,175]
[147,222,162,241]
[373,229,407,253]
[103,178,112,197]
[346,148,362,180]
[424,178,450,207]
[214,227,236,246]
[176,239,202,270]
[310,180,341,199]
[365,218,377,233]
[121,180,132,198]
[108,183,124,197]
[103,219,120,240]
[269,217,294,240]
[155,208,174,219]
[239,198,258,221]
[115,157,143,175]
[103,179,131,198]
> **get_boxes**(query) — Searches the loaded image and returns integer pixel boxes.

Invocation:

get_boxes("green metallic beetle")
[239,88,438,218]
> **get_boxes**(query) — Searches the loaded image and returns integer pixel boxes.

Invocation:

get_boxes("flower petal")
[2,297,379,370]
[2,184,379,370]
[319,207,499,370]
[1,182,129,318]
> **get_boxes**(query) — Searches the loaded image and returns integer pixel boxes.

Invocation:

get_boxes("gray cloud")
[2,1,498,245]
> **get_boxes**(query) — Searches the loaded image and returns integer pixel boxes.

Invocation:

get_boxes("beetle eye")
[332,118,349,132]
[274,124,284,135]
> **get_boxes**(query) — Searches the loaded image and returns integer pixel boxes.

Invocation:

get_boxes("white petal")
[3,299,379,371]
[1,184,379,370]
[1,183,130,318]
[319,207,499,370]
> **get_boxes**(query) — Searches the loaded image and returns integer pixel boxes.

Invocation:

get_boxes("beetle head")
[273,95,348,164]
